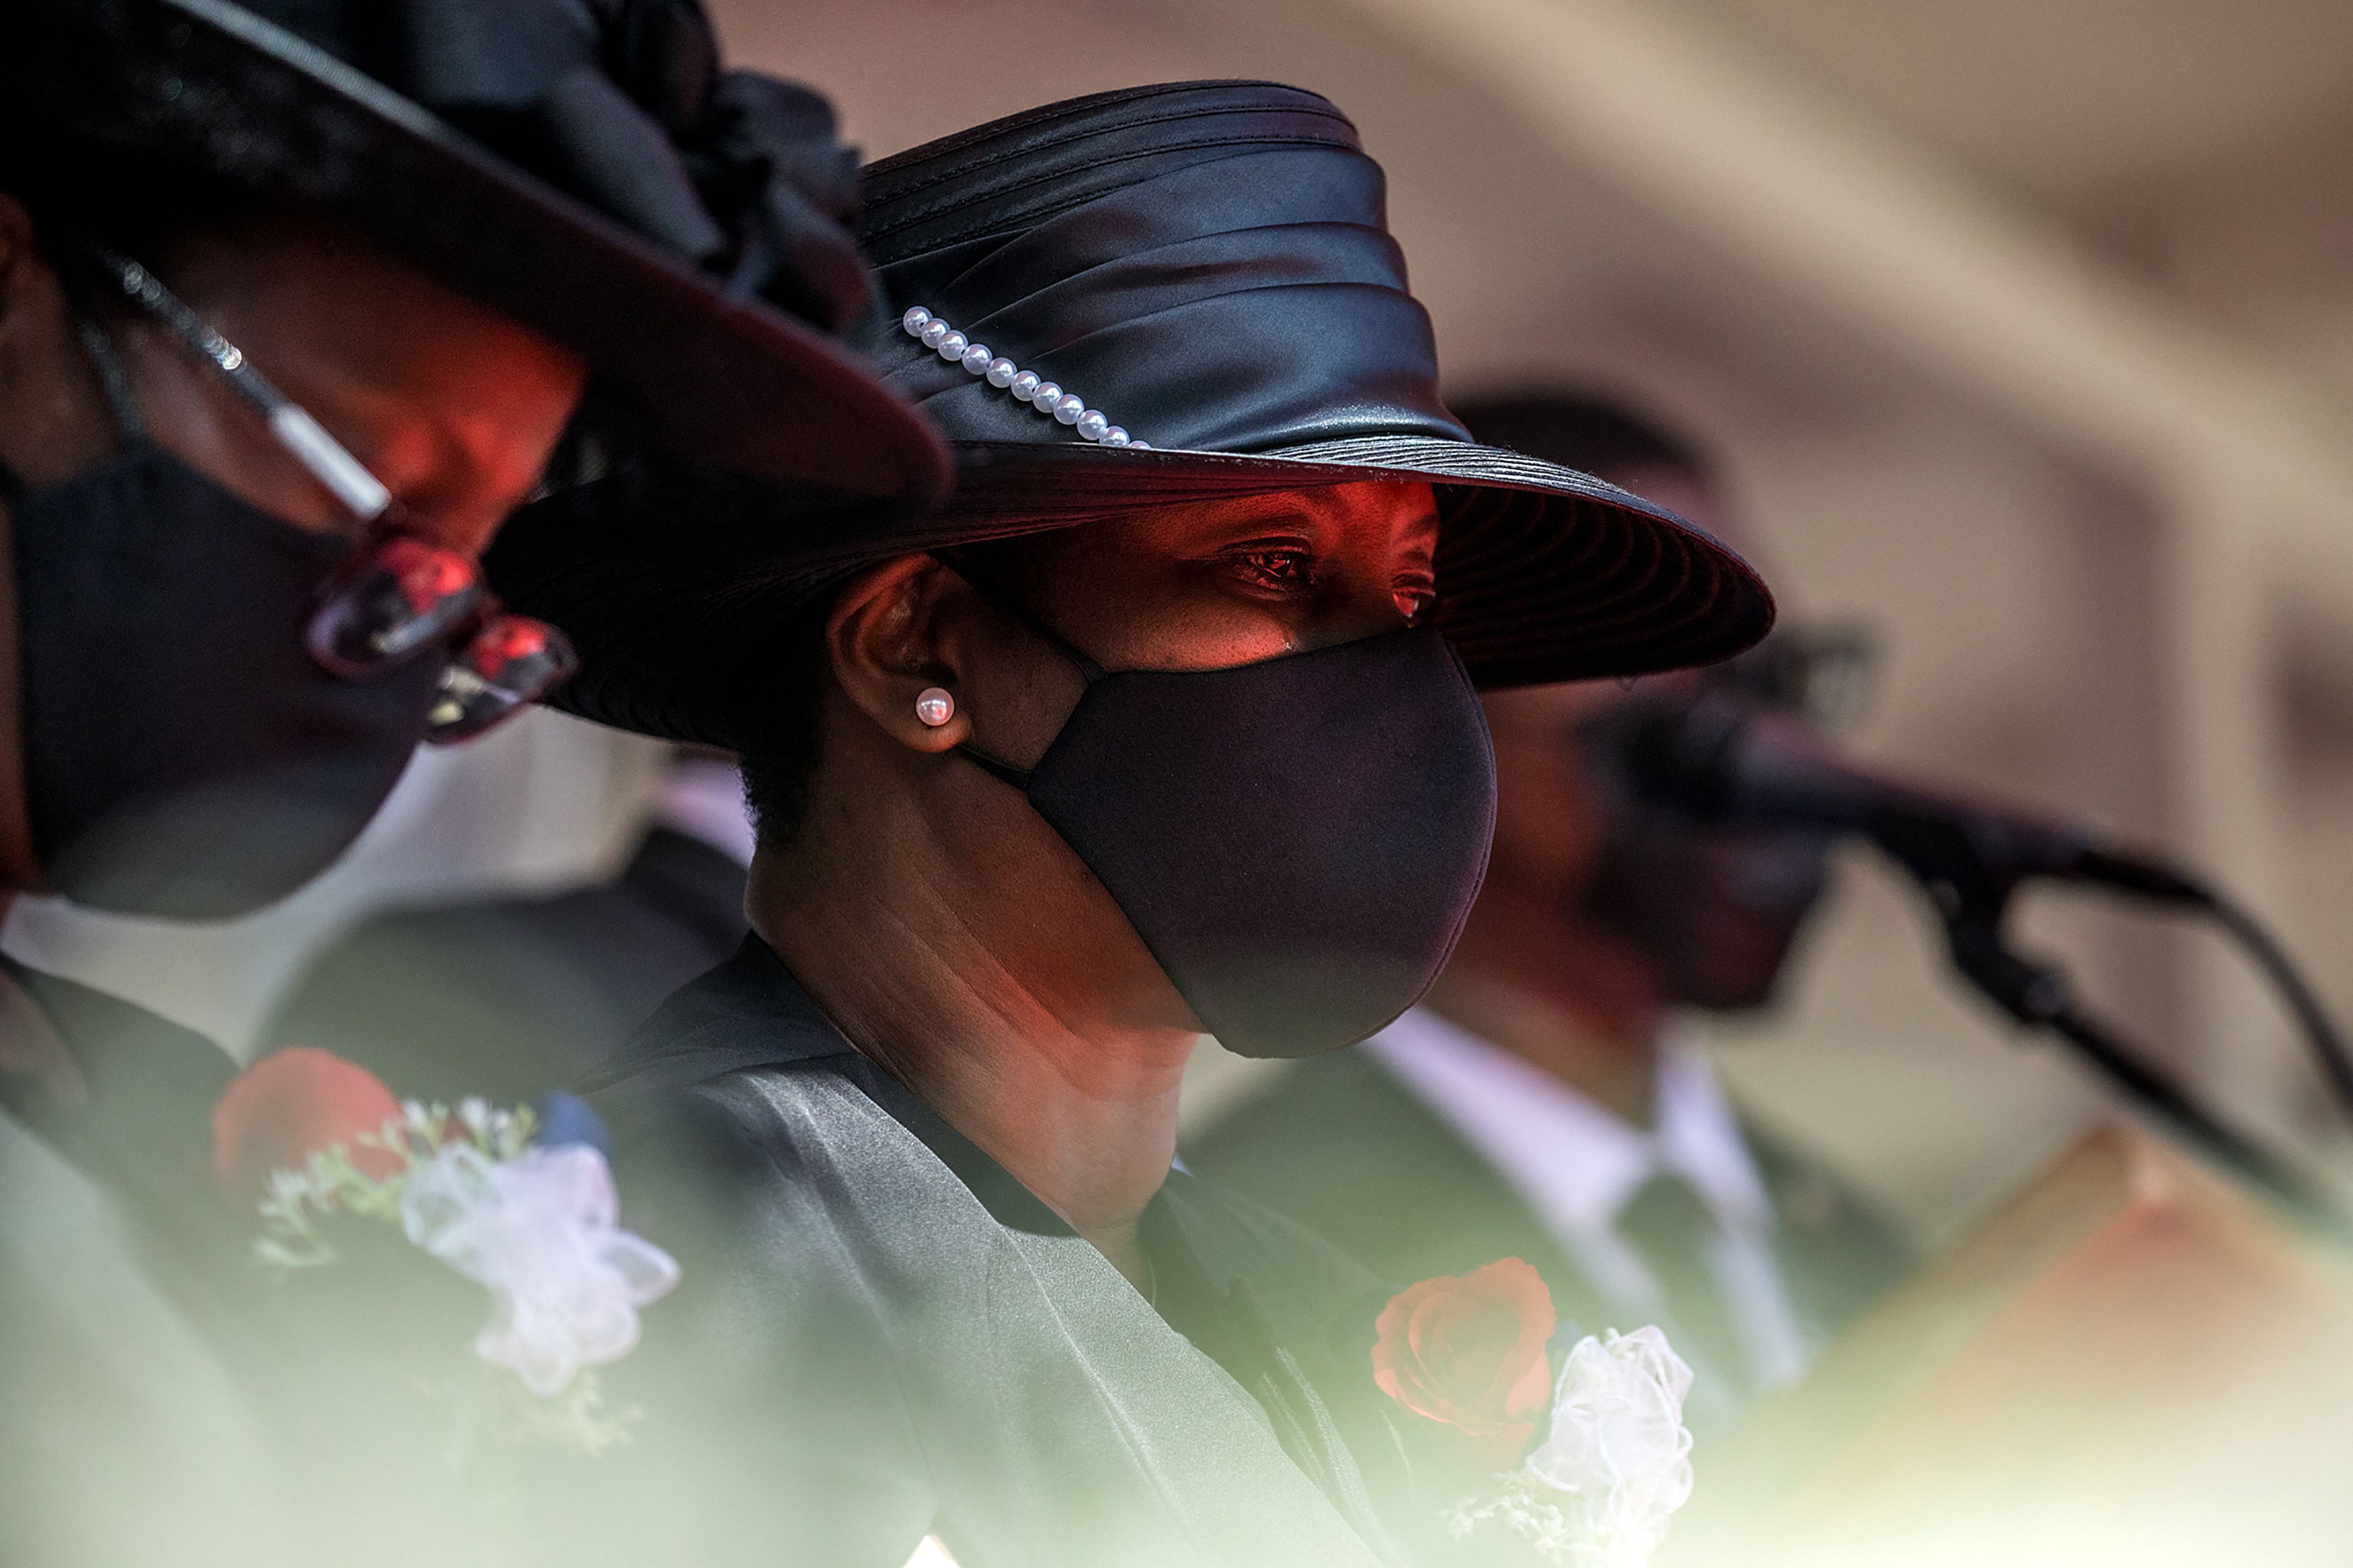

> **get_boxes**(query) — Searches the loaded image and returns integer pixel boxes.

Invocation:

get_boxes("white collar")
[1361,1006,1774,1243]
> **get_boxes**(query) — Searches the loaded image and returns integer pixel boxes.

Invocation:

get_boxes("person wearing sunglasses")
[0,0,942,929]
[1188,393,1911,1437]
[0,1,942,1562]
[482,87,1772,1566]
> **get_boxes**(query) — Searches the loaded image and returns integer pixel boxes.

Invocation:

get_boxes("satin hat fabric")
[485,80,1774,748]
[0,0,946,503]
[865,82,1772,684]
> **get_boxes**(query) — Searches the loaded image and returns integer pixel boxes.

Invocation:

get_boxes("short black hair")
[734,611,832,854]
[1452,392,1716,491]
[3,138,258,254]
[731,536,1054,855]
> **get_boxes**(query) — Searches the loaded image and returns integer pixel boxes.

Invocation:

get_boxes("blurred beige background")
[710,0,2353,1248]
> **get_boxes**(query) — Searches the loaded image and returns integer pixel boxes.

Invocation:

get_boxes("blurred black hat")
[488,81,1774,746]
[0,0,947,504]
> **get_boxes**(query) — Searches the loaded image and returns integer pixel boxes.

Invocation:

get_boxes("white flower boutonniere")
[1365,1259,1697,1567]
[1447,1327,1696,1567]
[212,1049,681,1450]
[402,1140,679,1399]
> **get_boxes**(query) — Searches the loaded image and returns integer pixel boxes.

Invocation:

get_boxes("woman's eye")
[1229,548,1317,592]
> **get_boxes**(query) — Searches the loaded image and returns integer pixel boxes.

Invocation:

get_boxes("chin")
[1668,929,1806,1013]
[1678,981,1784,1016]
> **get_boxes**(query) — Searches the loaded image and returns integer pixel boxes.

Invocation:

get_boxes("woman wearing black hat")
[0,0,945,927]
[0,2,944,1563]
[497,82,1768,1567]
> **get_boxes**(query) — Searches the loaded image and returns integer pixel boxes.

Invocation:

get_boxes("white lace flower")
[1519,1326,1697,1567]
[401,1143,681,1397]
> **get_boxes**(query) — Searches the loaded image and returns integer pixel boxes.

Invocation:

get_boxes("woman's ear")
[0,194,118,488]
[825,555,972,755]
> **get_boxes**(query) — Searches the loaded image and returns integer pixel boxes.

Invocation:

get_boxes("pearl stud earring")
[915,686,956,727]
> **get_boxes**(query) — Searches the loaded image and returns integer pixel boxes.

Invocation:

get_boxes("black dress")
[569,936,1428,1568]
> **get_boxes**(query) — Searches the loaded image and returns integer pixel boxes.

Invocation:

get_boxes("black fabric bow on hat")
[858,84,1455,454]
[244,0,872,332]
[1,0,945,495]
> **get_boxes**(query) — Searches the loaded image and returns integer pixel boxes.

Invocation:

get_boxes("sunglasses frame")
[81,240,574,744]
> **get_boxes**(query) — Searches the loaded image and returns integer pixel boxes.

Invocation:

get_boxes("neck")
[1431,874,1667,1126]
[748,813,1190,1290]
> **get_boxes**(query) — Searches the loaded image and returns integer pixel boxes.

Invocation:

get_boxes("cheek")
[438,339,584,463]
[958,615,1091,770]
[383,350,586,553]
[946,752,1197,1029]
[459,351,584,469]
[1488,739,1604,888]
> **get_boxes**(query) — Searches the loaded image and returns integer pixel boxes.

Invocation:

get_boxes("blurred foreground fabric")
[1665,1123,2353,1566]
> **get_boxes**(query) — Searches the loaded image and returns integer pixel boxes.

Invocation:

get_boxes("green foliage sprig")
[244,1095,646,1454]
[252,1096,538,1273]
[1444,1473,1588,1564]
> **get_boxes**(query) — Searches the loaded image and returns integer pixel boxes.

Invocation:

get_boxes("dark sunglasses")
[1697,621,1878,733]
[89,243,575,745]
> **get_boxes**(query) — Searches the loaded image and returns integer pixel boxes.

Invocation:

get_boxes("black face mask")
[8,442,441,918]
[959,596,1497,1059]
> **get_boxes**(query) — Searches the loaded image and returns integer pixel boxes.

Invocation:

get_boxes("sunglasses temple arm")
[266,404,392,521]
[85,237,394,525]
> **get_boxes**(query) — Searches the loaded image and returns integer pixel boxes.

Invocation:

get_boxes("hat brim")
[489,433,1773,749]
[14,0,946,505]
[931,435,1775,684]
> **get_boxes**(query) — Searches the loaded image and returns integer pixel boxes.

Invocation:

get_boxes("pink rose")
[211,1048,403,1203]
[1371,1257,1557,1469]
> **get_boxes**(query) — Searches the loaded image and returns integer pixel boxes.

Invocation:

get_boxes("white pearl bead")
[1076,410,1109,441]
[1099,427,1130,446]
[919,321,950,349]
[1052,394,1085,425]
[901,306,932,336]
[1128,440,1151,451]
[960,344,993,373]
[935,331,968,361]
[1009,371,1041,400]
[1030,381,1061,409]
[985,358,1018,387]
[915,686,955,727]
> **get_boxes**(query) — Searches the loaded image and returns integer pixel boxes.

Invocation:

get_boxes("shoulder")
[605,1063,939,1467]
[572,1062,945,1563]
[614,1052,1038,1364]
[587,939,920,1310]
[615,1057,922,1250]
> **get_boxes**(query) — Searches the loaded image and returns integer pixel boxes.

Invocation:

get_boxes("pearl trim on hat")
[901,308,1149,449]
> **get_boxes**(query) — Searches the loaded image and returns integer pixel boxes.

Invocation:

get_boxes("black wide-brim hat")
[1,0,946,503]
[488,81,1774,747]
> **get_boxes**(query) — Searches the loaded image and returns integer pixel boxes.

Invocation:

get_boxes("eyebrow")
[1175,506,1328,549]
